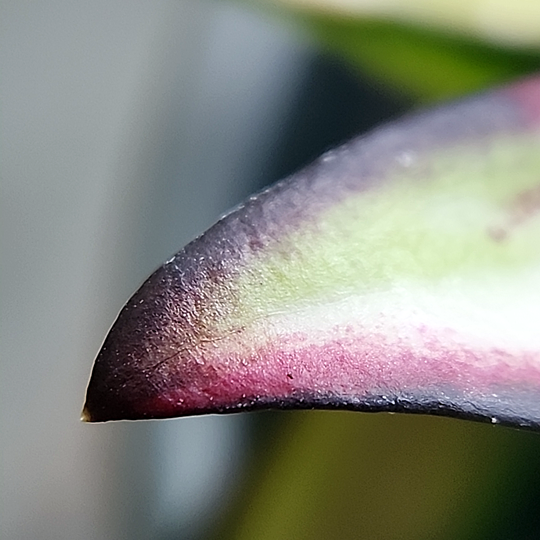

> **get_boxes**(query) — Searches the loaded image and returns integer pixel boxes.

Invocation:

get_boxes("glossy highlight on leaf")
[83,76,540,428]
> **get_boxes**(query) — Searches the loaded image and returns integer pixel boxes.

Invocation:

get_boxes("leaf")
[272,0,540,49]
[273,0,540,49]
[83,76,540,430]
[298,15,540,102]
[217,412,536,540]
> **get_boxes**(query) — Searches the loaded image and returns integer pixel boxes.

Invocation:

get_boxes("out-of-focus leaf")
[295,15,540,101]
[217,412,540,540]
[272,0,540,49]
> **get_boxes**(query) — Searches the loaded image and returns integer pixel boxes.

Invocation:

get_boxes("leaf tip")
[80,405,92,423]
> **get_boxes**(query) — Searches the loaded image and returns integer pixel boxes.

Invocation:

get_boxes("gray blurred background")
[1,2,401,539]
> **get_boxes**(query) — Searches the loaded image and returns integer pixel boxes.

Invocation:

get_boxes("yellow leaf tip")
[80,406,92,423]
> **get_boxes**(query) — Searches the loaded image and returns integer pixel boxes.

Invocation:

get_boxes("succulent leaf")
[83,76,540,429]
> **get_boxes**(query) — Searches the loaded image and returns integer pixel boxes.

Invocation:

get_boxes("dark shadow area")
[258,52,408,188]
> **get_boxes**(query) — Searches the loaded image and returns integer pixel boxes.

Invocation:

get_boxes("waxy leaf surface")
[84,77,540,429]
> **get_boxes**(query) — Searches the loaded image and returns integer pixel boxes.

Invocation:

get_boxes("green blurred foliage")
[213,3,540,539]
[269,0,540,102]
[217,412,540,540]
[304,16,540,102]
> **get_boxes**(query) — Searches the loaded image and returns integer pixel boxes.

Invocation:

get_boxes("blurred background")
[3,1,540,539]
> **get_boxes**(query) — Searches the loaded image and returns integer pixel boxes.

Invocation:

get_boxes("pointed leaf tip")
[80,406,92,423]
[84,76,540,429]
